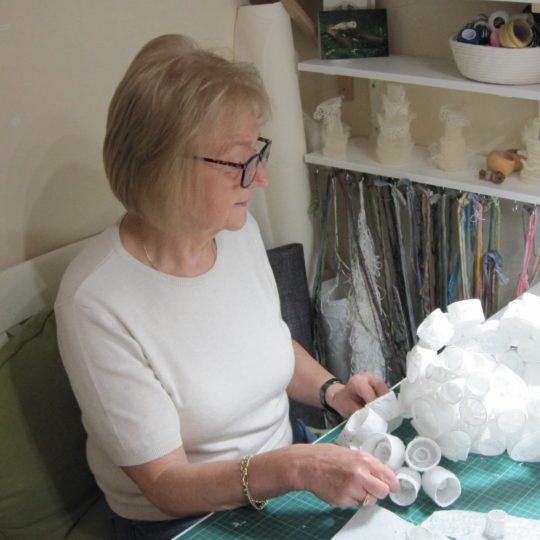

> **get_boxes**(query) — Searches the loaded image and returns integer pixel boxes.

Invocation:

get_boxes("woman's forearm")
[124,442,398,518]
[286,340,344,409]
[123,444,304,518]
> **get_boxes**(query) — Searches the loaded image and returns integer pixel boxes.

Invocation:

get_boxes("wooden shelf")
[305,137,540,205]
[298,55,540,101]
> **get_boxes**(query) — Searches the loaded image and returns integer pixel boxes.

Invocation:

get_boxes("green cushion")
[0,309,111,540]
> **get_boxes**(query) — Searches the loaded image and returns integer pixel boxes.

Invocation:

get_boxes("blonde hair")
[103,34,270,230]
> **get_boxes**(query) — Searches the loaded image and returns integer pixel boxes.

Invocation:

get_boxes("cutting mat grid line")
[179,421,540,539]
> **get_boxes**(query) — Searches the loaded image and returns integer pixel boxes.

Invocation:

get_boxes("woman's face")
[195,112,269,235]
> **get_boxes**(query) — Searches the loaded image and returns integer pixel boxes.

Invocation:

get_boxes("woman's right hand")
[294,443,399,507]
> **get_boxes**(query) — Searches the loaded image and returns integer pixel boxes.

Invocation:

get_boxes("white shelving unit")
[298,3,540,204]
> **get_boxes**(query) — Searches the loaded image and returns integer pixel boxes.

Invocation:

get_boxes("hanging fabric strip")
[402,180,422,304]
[482,197,504,316]
[348,176,387,381]
[457,193,471,300]
[517,205,538,296]
[438,191,449,311]
[391,183,416,348]
[416,185,435,318]
[340,173,404,381]
[470,194,484,300]
[311,169,336,364]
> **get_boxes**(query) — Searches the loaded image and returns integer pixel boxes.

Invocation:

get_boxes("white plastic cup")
[412,397,457,439]
[361,432,405,471]
[507,427,540,462]
[421,465,461,507]
[438,429,472,462]
[367,390,402,423]
[440,378,465,404]
[439,345,468,373]
[466,370,491,397]
[484,509,507,539]
[336,407,388,448]
[447,298,485,327]
[406,345,437,383]
[425,363,453,383]
[522,362,540,386]
[525,386,540,418]
[517,338,539,364]
[404,436,441,472]
[477,320,511,355]
[496,349,524,376]
[495,395,527,434]
[389,466,421,507]
[459,396,488,427]
[471,422,507,457]
[416,308,455,351]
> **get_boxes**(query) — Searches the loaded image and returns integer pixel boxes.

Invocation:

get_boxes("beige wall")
[1,0,245,270]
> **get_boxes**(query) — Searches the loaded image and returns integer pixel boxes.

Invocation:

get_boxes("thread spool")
[488,10,509,32]
[499,19,533,48]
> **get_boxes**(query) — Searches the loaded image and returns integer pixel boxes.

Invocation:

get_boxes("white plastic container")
[404,436,441,472]
[421,465,461,507]
[389,466,422,507]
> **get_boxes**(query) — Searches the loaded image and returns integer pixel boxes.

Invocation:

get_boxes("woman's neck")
[119,214,217,277]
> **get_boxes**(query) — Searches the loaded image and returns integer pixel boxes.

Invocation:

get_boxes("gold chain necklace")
[143,243,157,270]
[142,240,216,271]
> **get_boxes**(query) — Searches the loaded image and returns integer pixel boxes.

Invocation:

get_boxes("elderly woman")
[55,34,398,540]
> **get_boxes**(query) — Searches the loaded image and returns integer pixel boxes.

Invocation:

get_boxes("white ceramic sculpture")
[376,84,415,166]
[433,105,469,172]
[313,96,350,158]
[520,116,540,184]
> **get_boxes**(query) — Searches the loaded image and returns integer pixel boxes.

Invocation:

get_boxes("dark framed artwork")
[319,9,389,60]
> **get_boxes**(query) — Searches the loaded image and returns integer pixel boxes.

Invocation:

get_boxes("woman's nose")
[252,161,269,188]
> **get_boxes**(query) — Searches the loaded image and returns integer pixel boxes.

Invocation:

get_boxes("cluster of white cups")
[400,293,540,463]
[336,392,461,508]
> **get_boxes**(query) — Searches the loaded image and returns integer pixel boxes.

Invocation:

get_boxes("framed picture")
[319,9,389,60]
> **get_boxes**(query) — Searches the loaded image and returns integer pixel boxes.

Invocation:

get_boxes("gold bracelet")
[240,455,268,511]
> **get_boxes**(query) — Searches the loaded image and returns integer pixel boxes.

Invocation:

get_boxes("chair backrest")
[266,243,315,356]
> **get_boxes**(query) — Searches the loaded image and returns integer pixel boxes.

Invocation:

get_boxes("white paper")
[422,509,540,539]
[331,506,414,539]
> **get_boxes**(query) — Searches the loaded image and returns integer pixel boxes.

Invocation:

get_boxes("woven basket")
[449,37,540,85]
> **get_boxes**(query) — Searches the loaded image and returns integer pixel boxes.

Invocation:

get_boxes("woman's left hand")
[328,372,389,418]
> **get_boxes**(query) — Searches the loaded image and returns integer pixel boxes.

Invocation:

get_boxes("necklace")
[143,243,157,270]
[142,240,217,271]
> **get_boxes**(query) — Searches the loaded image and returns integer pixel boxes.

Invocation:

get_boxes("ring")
[362,493,375,507]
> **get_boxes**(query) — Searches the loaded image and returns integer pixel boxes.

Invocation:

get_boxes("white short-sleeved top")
[55,214,294,520]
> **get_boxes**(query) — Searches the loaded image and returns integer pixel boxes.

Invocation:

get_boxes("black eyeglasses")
[193,137,272,188]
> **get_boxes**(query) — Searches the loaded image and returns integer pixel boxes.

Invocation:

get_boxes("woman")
[55,34,398,540]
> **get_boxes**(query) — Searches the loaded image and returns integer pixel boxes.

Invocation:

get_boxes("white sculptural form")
[376,83,415,166]
[313,96,350,158]
[434,105,469,172]
[521,116,540,184]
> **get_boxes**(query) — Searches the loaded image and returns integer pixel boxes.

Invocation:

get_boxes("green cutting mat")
[178,421,540,539]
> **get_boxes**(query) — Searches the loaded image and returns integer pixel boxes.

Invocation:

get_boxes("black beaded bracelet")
[319,377,343,416]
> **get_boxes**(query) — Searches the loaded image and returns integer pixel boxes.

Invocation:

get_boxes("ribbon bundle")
[312,169,536,381]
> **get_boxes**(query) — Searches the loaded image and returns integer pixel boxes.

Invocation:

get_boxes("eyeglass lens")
[242,141,271,188]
